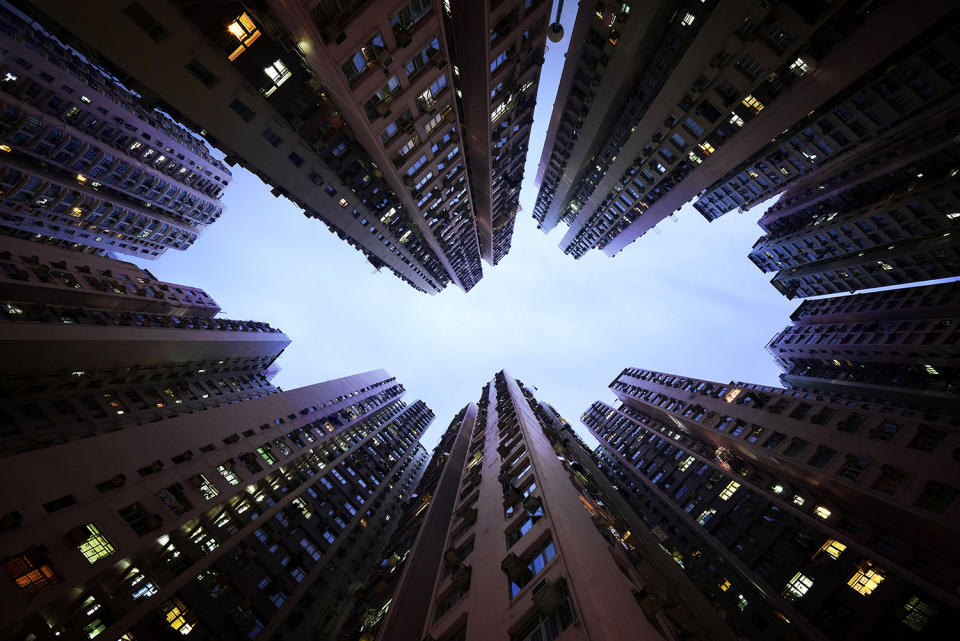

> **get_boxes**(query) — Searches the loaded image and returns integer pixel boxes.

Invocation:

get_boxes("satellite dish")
[547,22,564,42]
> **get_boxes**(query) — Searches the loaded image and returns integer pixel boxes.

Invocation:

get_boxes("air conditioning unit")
[532,579,566,613]
[501,552,523,577]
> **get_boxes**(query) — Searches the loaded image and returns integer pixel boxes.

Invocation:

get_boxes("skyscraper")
[340,371,748,641]
[744,105,960,299]
[0,2,231,258]
[765,281,959,409]
[0,367,433,641]
[533,0,959,259]
[28,0,551,292]
[0,235,289,453]
[584,366,959,640]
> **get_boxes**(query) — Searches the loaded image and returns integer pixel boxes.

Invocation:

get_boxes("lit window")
[696,508,716,525]
[2,552,57,595]
[903,596,938,631]
[729,113,744,128]
[783,572,813,599]
[792,495,805,506]
[789,57,810,76]
[737,594,748,611]
[0,144,11,152]
[772,484,784,494]
[723,388,741,403]
[924,364,939,375]
[678,455,695,472]
[217,464,240,486]
[848,564,884,595]
[681,12,695,26]
[814,505,831,519]
[194,474,220,500]
[263,60,292,97]
[227,13,261,61]
[718,578,731,591]
[741,95,764,113]
[77,524,116,564]
[698,141,715,155]
[719,480,740,500]
[338,198,349,208]
[817,539,846,560]
[162,597,195,635]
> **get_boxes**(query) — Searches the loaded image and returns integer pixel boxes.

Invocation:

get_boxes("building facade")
[743,102,960,299]
[766,281,959,410]
[341,371,754,641]
[0,368,433,641]
[584,366,959,641]
[532,0,957,259]
[0,235,290,454]
[0,2,231,258]
[28,0,551,291]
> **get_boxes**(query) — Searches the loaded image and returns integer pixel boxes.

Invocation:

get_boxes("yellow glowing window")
[3,554,57,595]
[678,455,695,472]
[78,524,116,564]
[817,539,846,560]
[848,564,884,595]
[718,578,731,591]
[741,95,764,113]
[698,141,715,156]
[719,480,740,500]
[723,388,741,403]
[227,13,261,61]
[163,597,195,635]
[783,572,813,599]
[0,144,11,152]
[814,505,831,520]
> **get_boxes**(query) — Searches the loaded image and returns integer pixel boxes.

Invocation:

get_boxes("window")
[902,596,938,631]
[435,584,468,619]
[123,2,169,42]
[509,538,557,598]
[264,60,292,96]
[227,12,261,61]
[2,551,57,595]
[217,463,240,485]
[696,508,716,525]
[848,563,884,595]
[288,152,304,168]
[718,480,739,500]
[258,445,277,465]
[490,50,509,74]
[782,572,813,599]
[162,597,195,635]
[816,539,846,560]
[741,95,764,113]
[77,523,116,563]
[229,99,255,123]
[814,505,831,520]
[506,516,536,548]
[194,474,220,500]
[185,59,218,88]
[681,12,695,26]
[262,128,282,147]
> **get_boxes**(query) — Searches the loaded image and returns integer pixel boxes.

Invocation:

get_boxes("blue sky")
[149,6,796,449]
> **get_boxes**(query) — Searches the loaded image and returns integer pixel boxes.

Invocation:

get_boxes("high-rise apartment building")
[0,3,231,259]
[0,368,433,641]
[584,366,959,641]
[533,0,958,259]
[0,235,290,454]
[765,281,959,409]
[28,0,551,292]
[743,107,960,299]
[339,371,751,641]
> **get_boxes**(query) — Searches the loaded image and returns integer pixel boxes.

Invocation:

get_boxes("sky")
[147,6,797,450]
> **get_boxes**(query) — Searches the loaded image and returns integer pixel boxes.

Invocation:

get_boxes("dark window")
[185,59,219,88]
[123,3,169,42]
[229,99,255,122]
